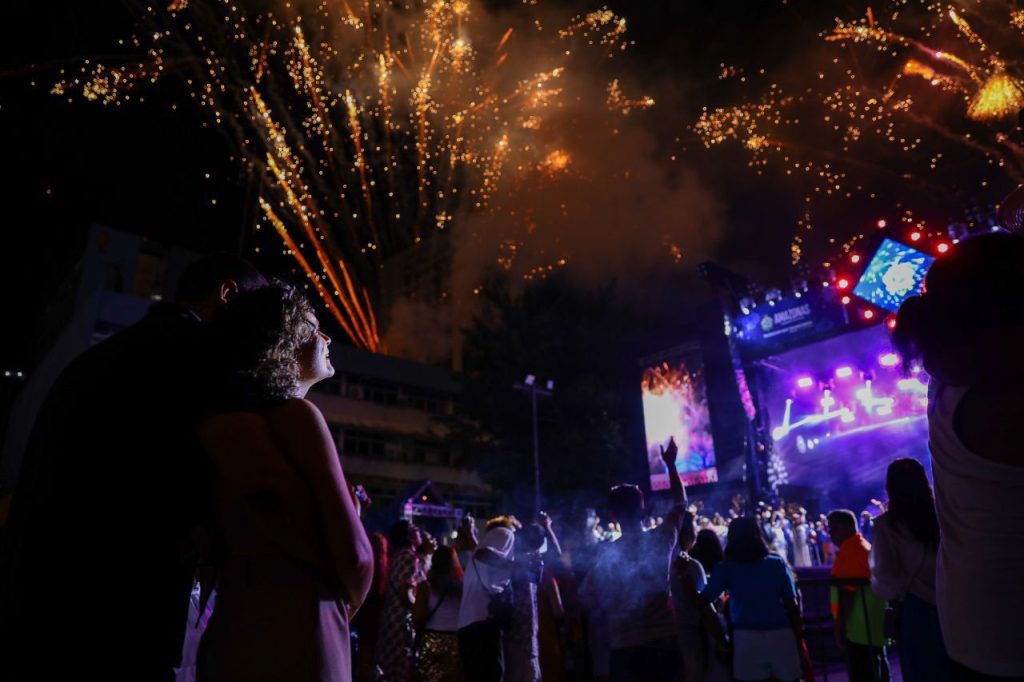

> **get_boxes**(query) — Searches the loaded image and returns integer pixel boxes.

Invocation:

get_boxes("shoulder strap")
[422,583,450,628]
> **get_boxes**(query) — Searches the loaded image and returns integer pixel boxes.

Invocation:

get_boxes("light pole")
[513,374,554,514]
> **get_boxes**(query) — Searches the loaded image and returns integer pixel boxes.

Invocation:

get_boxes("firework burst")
[55,0,646,352]
[691,1,1024,264]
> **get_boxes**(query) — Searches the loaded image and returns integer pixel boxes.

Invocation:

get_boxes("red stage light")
[910,232,921,242]
[838,278,850,289]
[887,317,897,330]
[863,309,875,320]
[937,242,950,254]
[841,295,851,305]
[851,254,861,264]
[877,219,887,228]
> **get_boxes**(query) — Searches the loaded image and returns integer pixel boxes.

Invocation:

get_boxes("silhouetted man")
[580,438,687,682]
[0,254,266,681]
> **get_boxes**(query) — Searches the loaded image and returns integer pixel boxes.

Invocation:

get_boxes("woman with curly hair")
[195,283,373,682]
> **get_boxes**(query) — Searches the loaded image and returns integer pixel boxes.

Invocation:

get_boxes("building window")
[343,376,399,405]
[342,429,387,458]
[413,440,448,465]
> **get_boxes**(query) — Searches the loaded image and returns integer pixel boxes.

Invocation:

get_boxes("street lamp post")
[513,374,554,514]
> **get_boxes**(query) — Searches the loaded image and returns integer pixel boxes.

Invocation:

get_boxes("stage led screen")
[642,356,717,490]
[761,325,931,511]
[852,238,935,312]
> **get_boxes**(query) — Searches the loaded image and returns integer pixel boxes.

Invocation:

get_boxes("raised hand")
[659,436,679,471]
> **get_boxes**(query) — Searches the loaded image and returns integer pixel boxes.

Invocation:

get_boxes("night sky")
[1,0,1008,370]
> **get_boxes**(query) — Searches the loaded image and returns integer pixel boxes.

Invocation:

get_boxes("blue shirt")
[699,555,796,630]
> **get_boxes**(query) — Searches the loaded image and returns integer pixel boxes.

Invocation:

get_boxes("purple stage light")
[878,352,900,367]
[835,366,854,379]
[898,377,927,393]
[797,376,814,389]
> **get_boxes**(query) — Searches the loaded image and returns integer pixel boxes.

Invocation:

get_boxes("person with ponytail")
[893,232,1024,681]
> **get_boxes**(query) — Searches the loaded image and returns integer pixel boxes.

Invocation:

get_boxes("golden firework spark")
[693,1,1024,263]
[607,79,655,115]
[967,72,1024,121]
[55,0,650,350]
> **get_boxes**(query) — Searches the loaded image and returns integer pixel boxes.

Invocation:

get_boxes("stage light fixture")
[863,309,875,320]
[898,377,927,392]
[851,254,861,264]
[841,296,851,305]
[910,231,921,241]
[797,376,814,389]
[838,278,850,289]
[879,353,900,367]
[835,366,853,379]
[937,243,950,254]
[877,219,887,228]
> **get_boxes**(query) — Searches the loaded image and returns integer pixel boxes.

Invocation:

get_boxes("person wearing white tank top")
[894,232,1024,680]
[414,545,465,682]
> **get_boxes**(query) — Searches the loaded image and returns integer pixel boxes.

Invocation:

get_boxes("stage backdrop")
[758,324,931,511]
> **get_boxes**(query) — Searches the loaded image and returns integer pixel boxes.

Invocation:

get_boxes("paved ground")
[814,656,903,682]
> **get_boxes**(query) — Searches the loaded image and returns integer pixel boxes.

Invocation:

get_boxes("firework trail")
[56,0,648,352]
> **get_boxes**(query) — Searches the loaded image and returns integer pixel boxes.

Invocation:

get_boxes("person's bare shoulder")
[265,398,335,455]
[267,397,328,430]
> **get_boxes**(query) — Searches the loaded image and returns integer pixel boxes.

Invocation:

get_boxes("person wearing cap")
[457,519,517,682]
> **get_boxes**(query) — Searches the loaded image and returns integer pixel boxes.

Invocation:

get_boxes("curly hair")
[211,281,316,401]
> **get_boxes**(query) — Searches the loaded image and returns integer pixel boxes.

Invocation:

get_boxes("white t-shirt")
[929,382,1024,676]
[868,512,936,605]
[458,528,515,630]
[425,587,462,633]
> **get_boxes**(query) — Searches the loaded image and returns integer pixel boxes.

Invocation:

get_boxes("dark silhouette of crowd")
[1,230,1022,682]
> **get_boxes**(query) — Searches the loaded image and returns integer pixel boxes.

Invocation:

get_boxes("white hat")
[479,526,515,560]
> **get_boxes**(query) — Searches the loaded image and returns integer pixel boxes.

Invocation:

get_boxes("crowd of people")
[0,233,1021,682]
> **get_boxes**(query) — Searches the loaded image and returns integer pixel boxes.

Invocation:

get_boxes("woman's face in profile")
[297,312,335,384]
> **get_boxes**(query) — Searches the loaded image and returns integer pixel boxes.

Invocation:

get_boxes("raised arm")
[276,399,374,609]
[660,437,688,507]
[537,512,563,558]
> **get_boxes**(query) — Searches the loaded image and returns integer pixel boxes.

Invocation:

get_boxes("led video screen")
[761,325,930,510]
[852,237,935,312]
[642,355,717,490]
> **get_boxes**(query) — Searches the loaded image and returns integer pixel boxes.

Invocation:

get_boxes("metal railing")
[796,575,889,682]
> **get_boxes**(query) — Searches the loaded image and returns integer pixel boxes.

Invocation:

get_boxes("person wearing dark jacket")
[0,254,265,681]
